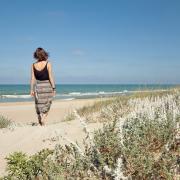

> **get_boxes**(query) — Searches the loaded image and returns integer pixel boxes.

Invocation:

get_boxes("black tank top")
[33,62,49,81]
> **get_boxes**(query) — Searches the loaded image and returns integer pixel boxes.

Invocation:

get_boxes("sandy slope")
[0,98,104,176]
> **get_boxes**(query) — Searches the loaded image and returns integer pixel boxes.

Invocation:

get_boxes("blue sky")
[0,0,179,84]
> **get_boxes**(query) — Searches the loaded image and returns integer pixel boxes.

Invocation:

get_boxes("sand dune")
[0,98,104,176]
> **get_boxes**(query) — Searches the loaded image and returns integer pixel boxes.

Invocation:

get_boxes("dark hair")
[33,47,49,61]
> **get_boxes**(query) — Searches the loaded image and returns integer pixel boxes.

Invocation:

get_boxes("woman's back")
[33,61,48,71]
[33,61,49,81]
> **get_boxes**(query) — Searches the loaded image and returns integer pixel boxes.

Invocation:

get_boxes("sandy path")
[0,120,102,176]
[0,98,105,176]
[0,98,104,124]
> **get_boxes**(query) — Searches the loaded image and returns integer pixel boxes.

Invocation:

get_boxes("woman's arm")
[47,62,56,93]
[30,64,36,96]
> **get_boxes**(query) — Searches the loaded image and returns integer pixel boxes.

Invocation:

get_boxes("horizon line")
[0,83,179,85]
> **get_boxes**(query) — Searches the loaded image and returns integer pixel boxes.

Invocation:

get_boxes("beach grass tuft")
[0,115,11,129]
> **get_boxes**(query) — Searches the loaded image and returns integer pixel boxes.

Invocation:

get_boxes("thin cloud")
[72,49,85,56]
[15,36,35,43]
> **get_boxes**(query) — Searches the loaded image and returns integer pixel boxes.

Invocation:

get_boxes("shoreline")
[0,96,108,106]
[0,87,177,104]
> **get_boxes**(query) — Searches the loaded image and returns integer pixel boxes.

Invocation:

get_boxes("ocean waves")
[0,90,129,102]
[1,95,31,99]
[0,84,176,103]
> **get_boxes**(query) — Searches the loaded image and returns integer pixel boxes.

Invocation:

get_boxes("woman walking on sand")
[30,47,56,126]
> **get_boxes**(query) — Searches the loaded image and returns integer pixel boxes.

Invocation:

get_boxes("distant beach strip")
[0,84,178,103]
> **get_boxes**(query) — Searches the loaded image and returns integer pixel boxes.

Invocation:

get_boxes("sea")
[0,84,178,103]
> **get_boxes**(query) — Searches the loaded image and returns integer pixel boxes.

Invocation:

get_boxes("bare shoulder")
[31,63,34,69]
[47,61,52,69]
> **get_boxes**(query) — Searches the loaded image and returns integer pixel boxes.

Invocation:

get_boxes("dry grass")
[0,115,11,129]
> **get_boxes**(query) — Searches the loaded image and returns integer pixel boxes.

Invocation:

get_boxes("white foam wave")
[63,98,75,101]
[62,91,127,97]
[69,92,81,95]
[1,95,31,99]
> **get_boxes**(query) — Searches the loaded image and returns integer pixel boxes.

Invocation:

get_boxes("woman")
[30,47,56,126]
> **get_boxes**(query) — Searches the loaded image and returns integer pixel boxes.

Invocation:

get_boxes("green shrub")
[120,93,180,179]
[122,116,177,179]
[4,149,53,179]
[5,152,29,179]
[93,121,121,169]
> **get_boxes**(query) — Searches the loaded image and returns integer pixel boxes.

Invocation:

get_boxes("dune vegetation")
[1,88,180,179]
[0,115,11,129]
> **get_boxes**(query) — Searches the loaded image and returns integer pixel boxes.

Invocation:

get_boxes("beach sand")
[0,98,105,176]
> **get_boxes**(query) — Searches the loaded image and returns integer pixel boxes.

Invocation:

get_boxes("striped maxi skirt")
[34,80,53,115]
